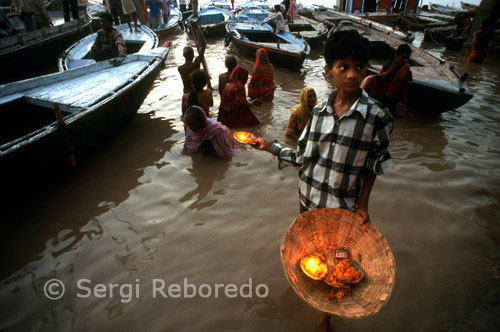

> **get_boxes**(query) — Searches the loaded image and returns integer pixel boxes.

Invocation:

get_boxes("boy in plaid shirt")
[253,27,393,332]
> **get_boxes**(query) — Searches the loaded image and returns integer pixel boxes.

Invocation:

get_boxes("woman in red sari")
[248,48,276,101]
[218,66,261,128]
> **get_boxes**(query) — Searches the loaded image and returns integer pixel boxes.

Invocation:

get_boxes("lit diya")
[300,255,328,280]
[233,131,256,145]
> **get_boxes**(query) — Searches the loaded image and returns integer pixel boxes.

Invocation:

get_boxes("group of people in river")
[178,29,394,332]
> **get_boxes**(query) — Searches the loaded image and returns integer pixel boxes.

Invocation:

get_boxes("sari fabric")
[285,87,316,138]
[248,49,275,101]
[185,106,237,158]
[218,66,260,128]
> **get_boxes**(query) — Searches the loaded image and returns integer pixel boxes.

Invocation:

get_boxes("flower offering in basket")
[281,208,396,318]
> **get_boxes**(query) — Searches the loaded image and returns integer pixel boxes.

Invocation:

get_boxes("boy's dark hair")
[191,70,207,92]
[396,44,412,56]
[185,106,205,126]
[99,12,113,23]
[324,30,371,66]
[225,55,237,72]
[274,4,281,11]
[183,46,194,59]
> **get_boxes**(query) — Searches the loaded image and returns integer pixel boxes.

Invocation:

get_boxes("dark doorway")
[364,0,377,12]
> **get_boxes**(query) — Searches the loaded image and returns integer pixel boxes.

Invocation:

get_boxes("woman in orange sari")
[285,87,317,140]
[248,48,276,101]
[219,66,261,128]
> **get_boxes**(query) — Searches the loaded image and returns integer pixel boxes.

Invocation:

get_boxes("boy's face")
[325,57,366,94]
[395,53,410,66]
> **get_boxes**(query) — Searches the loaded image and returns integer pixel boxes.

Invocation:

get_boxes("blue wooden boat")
[201,1,232,11]
[225,12,310,70]
[152,6,182,38]
[0,47,169,171]
[58,23,159,71]
[186,5,234,36]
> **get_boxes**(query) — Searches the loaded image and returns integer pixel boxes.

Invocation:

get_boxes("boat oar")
[53,103,76,168]
[188,20,212,89]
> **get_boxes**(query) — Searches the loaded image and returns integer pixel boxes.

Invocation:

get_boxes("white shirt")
[262,12,285,32]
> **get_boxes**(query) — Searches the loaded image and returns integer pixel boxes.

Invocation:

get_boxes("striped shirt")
[273,89,393,211]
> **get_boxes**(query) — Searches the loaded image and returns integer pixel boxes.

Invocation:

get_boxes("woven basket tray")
[280,208,396,319]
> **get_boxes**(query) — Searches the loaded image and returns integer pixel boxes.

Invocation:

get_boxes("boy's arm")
[356,170,376,224]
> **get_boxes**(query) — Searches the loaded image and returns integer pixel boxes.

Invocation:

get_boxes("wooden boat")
[225,13,310,70]
[186,5,234,36]
[58,23,158,71]
[423,25,455,43]
[236,5,271,22]
[237,0,273,11]
[2,0,52,18]
[152,5,182,38]
[0,47,169,171]
[286,15,329,47]
[354,11,449,32]
[200,0,232,11]
[0,13,92,84]
[461,1,478,10]
[313,7,414,43]
[428,3,465,16]
[333,20,473,113]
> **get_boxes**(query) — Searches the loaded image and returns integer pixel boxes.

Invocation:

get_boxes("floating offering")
[300,255,328,280]
[233,131,256,144]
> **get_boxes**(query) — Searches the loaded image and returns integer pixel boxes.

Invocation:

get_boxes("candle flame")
[300,255,327,280]
[234,131,254,144]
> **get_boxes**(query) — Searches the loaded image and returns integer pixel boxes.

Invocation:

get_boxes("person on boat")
[182,70,213,118]
[108,0,126,25]
[219,66,261,128]
[132,0,147,26]
[385,43,412,118]
[262,5,285,34]
[467,18,500,64]
[287,0,298,24]
[146,0,162,29]
[251,30,393,332]
[230,0,234,10]
[0,8,18,37]
[122,0,139,32]
[178,0,190,12]
[361,59,398,112]
[10,0,35,32]
[178,43,206,93]
[25,0,53,29]
[218,55,237,97]
[248,48,276,102]
[62,0,79,22]
[283,0,290,20]
[452,9,475,38]
[91,12,126,61]
[184,105,237,159]
[285,87,317,141]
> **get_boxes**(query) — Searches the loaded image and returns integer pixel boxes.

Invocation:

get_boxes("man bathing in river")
[252,29,393,331]
[178,44,206,94]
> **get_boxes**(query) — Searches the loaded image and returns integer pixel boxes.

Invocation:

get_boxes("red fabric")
[467,49,486,63]
[248,49,275,101]
[218,66,260,128]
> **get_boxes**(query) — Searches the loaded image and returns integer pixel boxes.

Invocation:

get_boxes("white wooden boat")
[0,13,92,83]
[58,23,158,71]
[0,47,169,171]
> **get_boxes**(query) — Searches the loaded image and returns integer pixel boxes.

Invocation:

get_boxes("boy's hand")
[356,208,370,225]
[251,137,274,154]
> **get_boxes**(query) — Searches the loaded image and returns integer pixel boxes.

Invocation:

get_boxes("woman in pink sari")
[184,106,237,159]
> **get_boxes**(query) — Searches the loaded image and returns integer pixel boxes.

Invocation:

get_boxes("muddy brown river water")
[1,22,500,332]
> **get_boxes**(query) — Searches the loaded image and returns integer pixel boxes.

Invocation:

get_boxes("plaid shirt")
[273,89,393,211]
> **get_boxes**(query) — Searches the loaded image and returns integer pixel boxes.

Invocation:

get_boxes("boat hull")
[0,49,169,172]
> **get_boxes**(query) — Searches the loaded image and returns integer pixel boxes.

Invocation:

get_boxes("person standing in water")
[252,29,393,332]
